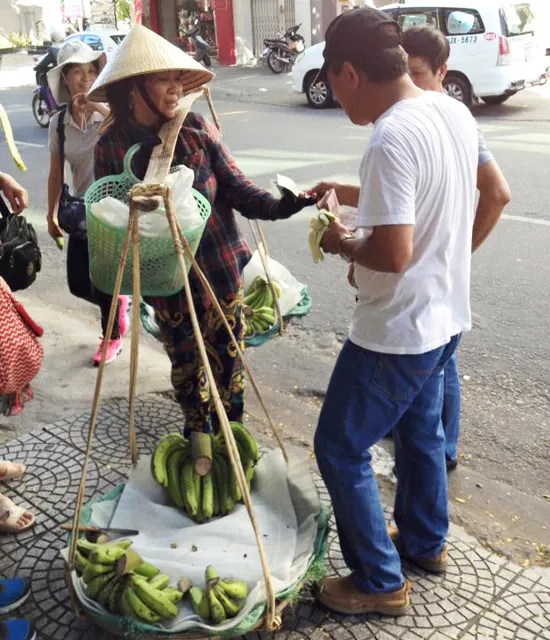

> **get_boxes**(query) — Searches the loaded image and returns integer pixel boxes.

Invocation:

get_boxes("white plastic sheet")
[243,250,303,317]
[67,450,321,634]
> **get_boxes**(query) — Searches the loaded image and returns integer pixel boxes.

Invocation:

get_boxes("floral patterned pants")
[149,288,245,435]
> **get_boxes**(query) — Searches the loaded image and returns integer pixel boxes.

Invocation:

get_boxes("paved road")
[1,83,549,562]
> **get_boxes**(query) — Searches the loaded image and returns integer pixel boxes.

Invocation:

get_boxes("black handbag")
[0,195,42,292]
[57,107,87,239]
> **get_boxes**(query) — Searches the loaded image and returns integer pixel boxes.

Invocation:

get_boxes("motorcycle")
[263,24,305,74]
[182,18,212,67]
[32,49,59,128]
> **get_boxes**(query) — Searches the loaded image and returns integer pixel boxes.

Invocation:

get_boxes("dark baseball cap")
[319,7,401,78]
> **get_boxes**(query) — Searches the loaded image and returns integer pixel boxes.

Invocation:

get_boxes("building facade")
[0,0,63,44]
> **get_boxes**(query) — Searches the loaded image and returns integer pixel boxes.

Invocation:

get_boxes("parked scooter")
[263,24,305,74]
[32,48,59,128]
[182,18,212,67]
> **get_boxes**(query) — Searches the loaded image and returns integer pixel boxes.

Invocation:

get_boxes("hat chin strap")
[135,78,168,124]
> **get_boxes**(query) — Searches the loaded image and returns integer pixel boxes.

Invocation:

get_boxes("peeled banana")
[0,102,26,172]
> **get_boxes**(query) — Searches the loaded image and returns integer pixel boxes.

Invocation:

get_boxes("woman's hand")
[276,191,314,219]
[72,93,90,119]
[0,172,28,214]
[47,217,64,241]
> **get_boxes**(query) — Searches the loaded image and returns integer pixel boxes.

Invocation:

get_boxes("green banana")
[164,587,184,604]
[131,577,178,618]
[125,585,162,623]
[230,422,259,463]
[205,565,219,583]
[119,582,135,618]
[189,586,209,618]
[218,578,249,600]
[113,540,134,550]
[212,455,227,515]
[166,447,187,508]
[213,583,241,618]
[212,467,220,516]
[134,562,160,579]
[243,289,262,307]
[74,550,89,576]
[244,458,255,489]
[148,574,170,590]
[108,578,124,614]
[76,538,97,557]
[229,465,242,503]
[98,575,118,608]
[89,544,127,566]
[207,586,227,624]
[201,472,214,520]
[194,471,203,522]
[85,571,115,600]
[213,454,232,515]
[83,562,115,585]
[151,433,187,488]
[180,459,199,518]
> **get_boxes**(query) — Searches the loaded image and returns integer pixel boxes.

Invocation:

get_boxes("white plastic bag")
[90,165,203,238]
[243,249,303,317]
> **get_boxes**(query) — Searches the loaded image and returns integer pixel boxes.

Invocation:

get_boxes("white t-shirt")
[350,92,478,355]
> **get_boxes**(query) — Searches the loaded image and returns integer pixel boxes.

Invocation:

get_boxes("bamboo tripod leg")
[163,189,279,630]
[68,213,135,570]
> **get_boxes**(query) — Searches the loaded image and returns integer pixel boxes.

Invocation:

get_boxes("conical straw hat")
[88,24,214,102]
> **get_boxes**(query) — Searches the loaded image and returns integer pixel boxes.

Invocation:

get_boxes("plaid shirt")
[94,113,281,298]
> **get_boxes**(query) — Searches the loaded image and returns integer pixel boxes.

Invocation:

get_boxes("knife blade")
[60,524,139,535]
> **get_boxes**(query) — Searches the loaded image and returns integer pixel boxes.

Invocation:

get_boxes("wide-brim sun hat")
[47,40,107,105]
[88,25,215,103]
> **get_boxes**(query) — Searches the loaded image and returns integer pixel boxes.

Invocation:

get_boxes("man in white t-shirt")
[308,7,478,616]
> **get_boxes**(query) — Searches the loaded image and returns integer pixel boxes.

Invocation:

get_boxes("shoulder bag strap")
[0,194,11,219]
[56,106,67,179]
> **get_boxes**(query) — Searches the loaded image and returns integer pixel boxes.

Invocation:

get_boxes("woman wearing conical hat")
[89,25,312,435]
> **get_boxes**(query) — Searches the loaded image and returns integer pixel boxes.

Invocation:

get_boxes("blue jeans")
[442,352,460,464]
[314,336,459,594]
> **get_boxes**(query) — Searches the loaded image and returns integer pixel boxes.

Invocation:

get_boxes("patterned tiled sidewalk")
[0,395,548,640]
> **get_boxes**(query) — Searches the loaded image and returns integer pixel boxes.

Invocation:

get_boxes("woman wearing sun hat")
[46,39,130,367]
[89,25,312,435]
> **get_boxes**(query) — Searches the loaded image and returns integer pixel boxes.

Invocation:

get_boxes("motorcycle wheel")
[267,49,287,74]
[203,52,212,67]
[32,93,51,128]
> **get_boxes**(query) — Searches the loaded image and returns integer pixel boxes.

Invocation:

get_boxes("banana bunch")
[189,565,248,624]
[76,538,187,622]
[151,423,259,522]
[242,276,282,337]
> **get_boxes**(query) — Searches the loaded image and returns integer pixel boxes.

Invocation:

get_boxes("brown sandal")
[0,461,25,482]
[0,495,35,533]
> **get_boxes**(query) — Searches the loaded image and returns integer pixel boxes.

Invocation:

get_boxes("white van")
[292,1,549,107]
